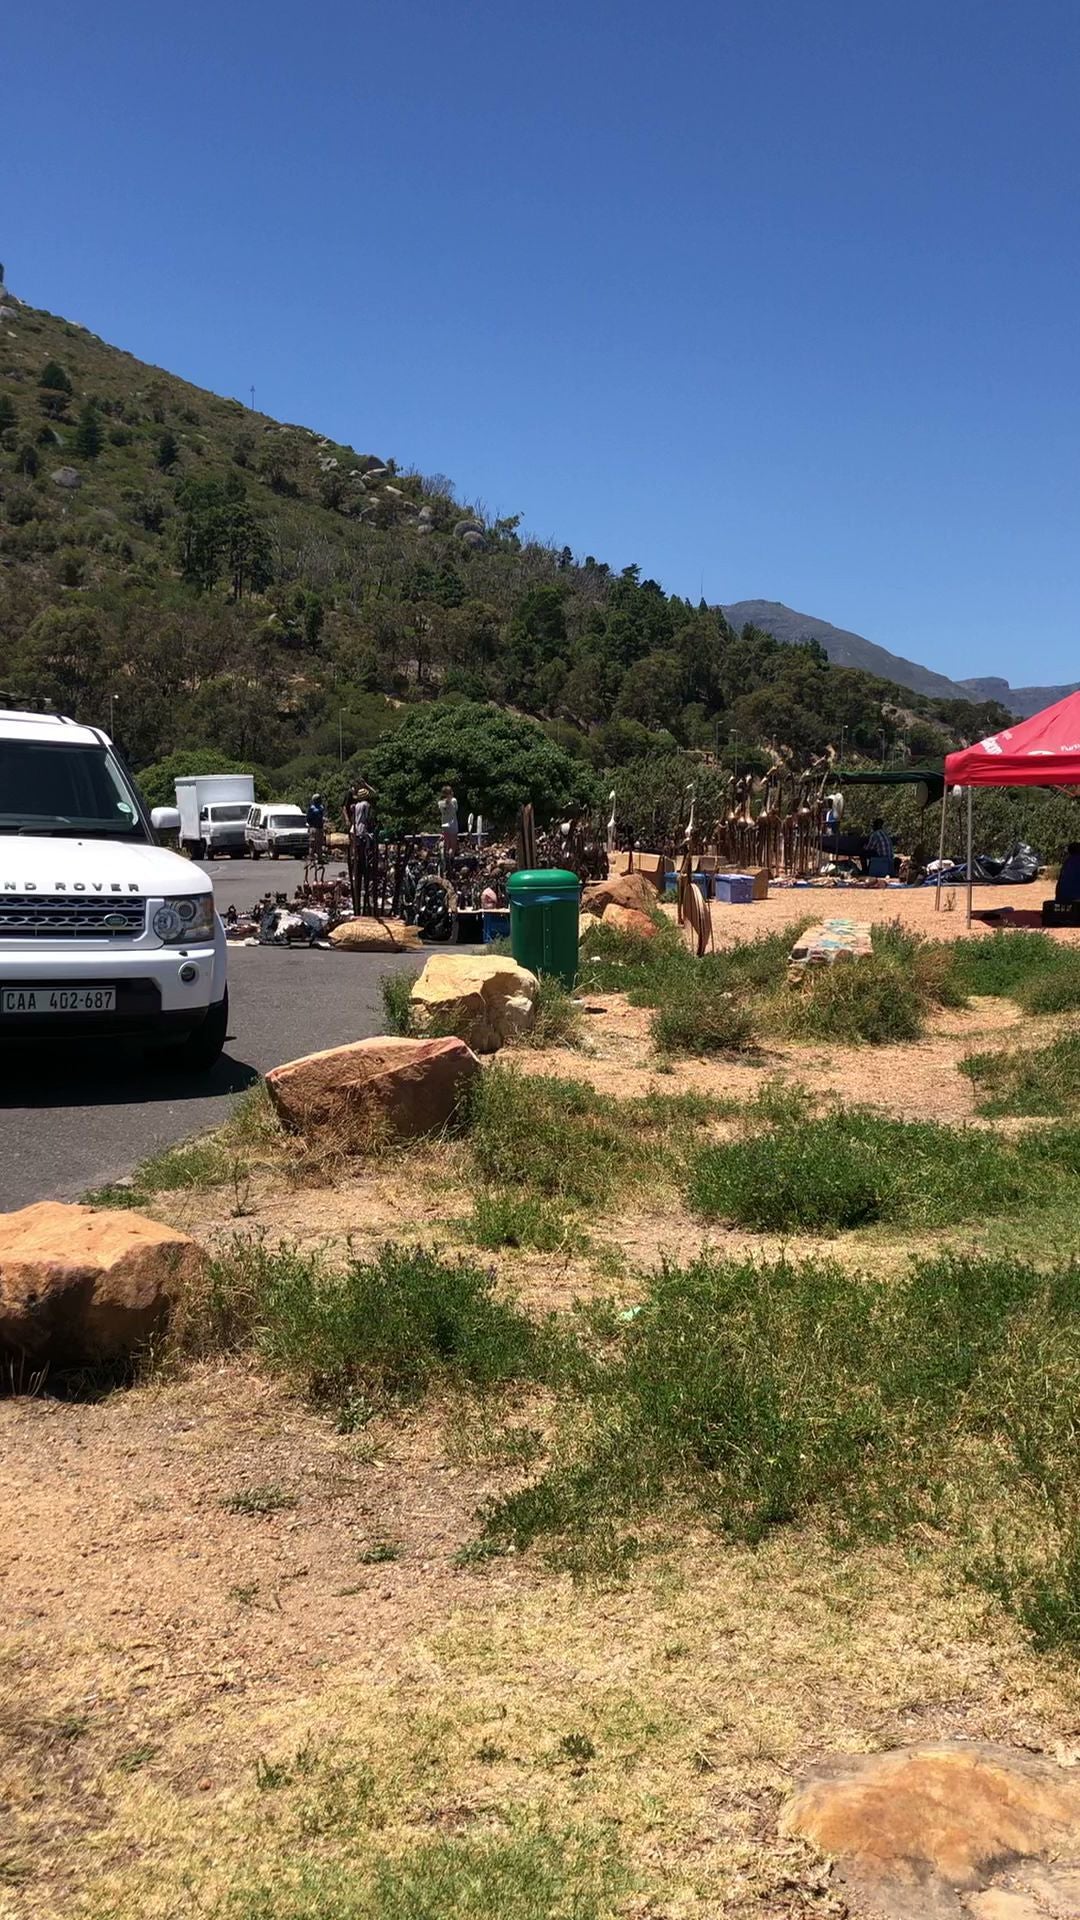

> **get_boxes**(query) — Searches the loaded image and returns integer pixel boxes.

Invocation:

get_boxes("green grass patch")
[777,955,928,1045]
[244,1240,549,1413]
[651,986,756,1055]
[225,1824,625,1920]
[687,1108,1073,1232]
[480,1247,1080,1649]
[467,1069,733,1207]
[948,929,1066,999]
[380,970,417,1037]
[960,1030,1080,1116]
[520,975,584,1049]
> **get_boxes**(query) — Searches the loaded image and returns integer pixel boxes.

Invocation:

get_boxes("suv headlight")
[153,894,215,944]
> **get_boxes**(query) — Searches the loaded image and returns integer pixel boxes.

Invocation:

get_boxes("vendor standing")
[864,816,894,879]
[306,792,326,864]
[438,784,459,855]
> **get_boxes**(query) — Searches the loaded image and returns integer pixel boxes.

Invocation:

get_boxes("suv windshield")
[271,812,303,828]
[0,742,145,837]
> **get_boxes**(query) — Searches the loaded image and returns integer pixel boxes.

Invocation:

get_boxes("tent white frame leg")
[965,787,973,928]
[935,788,948,910]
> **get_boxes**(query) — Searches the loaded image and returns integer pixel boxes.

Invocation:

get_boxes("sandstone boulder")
[780,1744,1080,1920]
[602,902,658,941]
[328,917,422,952]
[582,871,659,917]
[0,1202,204,1368]
[265,1034,479,1145]
[410,954,538,1053]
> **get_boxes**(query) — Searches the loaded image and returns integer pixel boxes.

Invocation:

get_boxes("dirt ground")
[703,879,1080,947]
[5,1362,1080,1920]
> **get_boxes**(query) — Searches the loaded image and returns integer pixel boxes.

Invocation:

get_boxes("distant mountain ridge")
[722,599,1078,720]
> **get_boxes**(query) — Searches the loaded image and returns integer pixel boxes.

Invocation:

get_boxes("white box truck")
[175,773,256,860]
[0,706,228,1070]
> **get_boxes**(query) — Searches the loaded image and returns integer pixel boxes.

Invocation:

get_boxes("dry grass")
[3,1362,1078,1919]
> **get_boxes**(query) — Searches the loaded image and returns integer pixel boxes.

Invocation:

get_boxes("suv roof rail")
[0,691,61,714]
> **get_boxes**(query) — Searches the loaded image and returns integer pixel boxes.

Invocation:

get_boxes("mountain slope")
[723,600,1076,719]
[0,284,1022,810]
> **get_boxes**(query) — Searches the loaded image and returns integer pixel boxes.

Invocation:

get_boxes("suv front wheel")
[149,991,229,1075]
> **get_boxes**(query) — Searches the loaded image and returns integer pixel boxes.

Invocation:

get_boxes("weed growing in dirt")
[82,1136,237,1208]
[577,919,695,1000]
[254,1241,549,1410]
[466,1189,579,1253]
[468,1069,732,1206]
[519,975,584,1049]
[688,1109,1073,1232]
[358,1541,399,1564]
[961,1031,1080,1116]
[380,971,416,1036]
[223,1484,298,1516]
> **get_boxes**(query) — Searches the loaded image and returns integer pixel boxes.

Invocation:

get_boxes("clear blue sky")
[6,0,1080,686]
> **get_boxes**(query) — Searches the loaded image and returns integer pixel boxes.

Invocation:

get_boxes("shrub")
[652,985,756,1055]
[1016,958,1080,1014]
[253,1241,544,1408]
[778,956,926,1045]
[468,1070,630,1205]
[521,976,583,1049]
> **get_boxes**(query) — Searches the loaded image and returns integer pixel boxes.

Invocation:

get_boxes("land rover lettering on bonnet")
[0,705,228,1070]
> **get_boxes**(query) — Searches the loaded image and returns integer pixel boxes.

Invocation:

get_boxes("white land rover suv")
[0,708,229,1071]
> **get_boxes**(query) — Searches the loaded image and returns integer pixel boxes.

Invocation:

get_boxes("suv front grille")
[0,895,147,940]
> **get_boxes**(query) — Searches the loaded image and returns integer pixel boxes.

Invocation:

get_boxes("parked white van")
[245,804,308,860]
[0,707,228,1070]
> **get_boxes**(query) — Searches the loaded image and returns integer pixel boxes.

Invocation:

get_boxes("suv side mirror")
[151,806,181,832]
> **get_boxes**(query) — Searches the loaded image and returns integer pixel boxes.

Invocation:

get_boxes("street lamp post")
[729,728,738,779]
[338,710,344,764]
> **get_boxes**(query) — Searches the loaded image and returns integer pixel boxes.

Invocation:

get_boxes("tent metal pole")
[935,787,948,910]
[965,787,973,928]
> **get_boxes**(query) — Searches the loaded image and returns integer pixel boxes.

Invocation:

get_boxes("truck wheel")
[249,846,262,860]
[230,851,244,860]
[192,839,206,862]
[150,992,229,1074]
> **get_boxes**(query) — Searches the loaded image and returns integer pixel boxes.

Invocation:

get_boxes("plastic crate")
[713,873,756,905]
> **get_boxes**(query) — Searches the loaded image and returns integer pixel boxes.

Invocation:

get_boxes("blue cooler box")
[713,873,755,905]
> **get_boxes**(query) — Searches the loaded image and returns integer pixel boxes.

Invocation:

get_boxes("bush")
[652,986,756,1055]
[687,1109,1049,1231]
[522,976,584,1049]
[469,1070,631,1206]
[380,971,416,1036]
[778,956,927,1045]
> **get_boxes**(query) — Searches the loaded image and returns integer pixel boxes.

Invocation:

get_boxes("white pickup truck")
[0,707,229,1070]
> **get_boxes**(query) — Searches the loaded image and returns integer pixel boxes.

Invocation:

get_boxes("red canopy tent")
[941,689,1080,923]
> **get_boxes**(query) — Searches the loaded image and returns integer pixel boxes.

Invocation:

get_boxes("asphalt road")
[0,858,423,1210]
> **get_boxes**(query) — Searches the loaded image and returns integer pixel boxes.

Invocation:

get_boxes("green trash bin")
[507,868,581,988]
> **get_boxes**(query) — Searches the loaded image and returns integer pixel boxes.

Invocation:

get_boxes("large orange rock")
[265,1034,480,1145]
[582,871,659,917]
[328,917,422,952]
[409,954,539,1053]
[602,902,658,941]
[781,1745,1080,1920]
[0,1202,203,1368]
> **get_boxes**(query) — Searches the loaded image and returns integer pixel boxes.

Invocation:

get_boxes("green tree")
[0,395,16,432]
[15,441,38,477]
[156,430,180,471]
[18,607,108,714]
[38,360,72,393]
[73,403,103,459]
[365,700,599,833]
[134,748,267,809]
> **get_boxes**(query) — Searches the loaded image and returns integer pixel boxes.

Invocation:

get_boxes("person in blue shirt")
[864,817,894,879]
[306,792,326,865]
